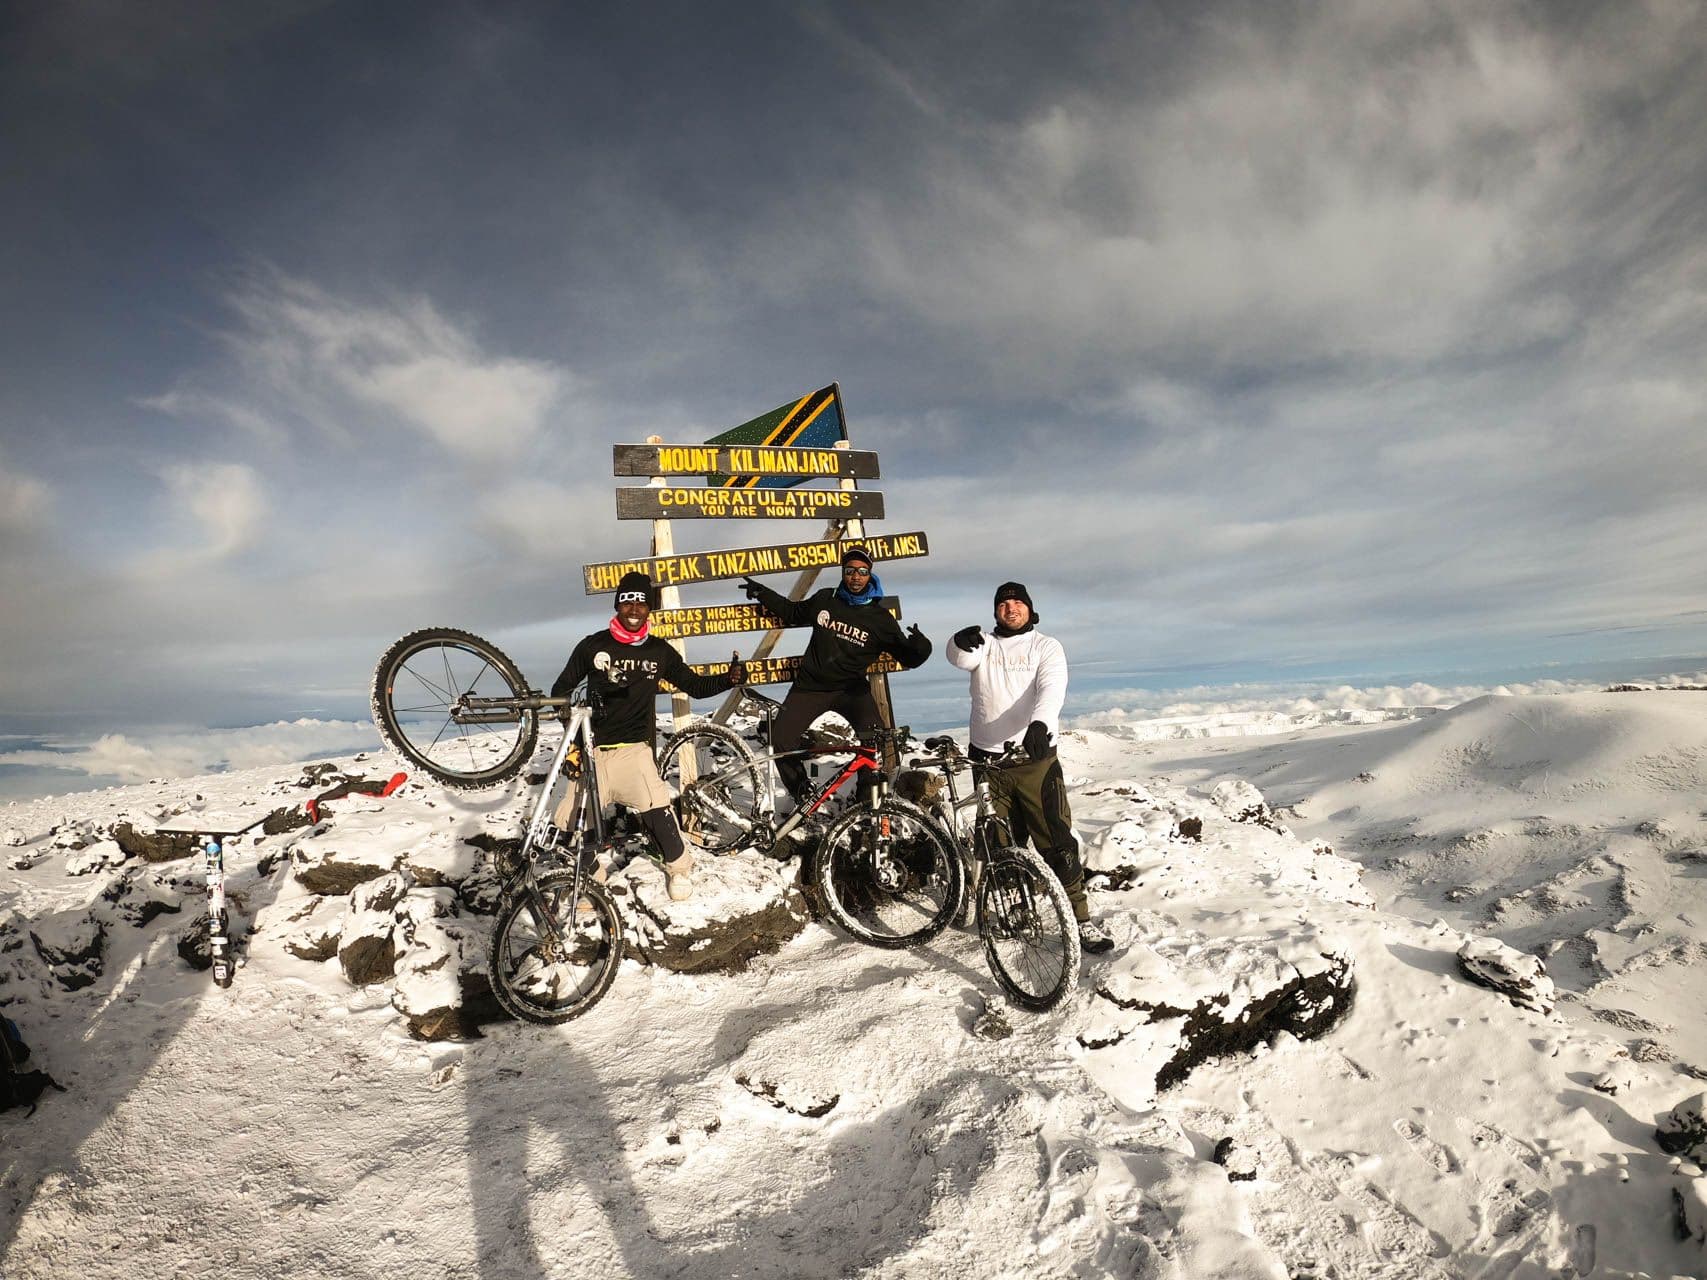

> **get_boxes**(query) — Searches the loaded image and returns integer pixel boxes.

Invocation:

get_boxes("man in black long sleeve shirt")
[550,572,745,900]
[741,545,931,808]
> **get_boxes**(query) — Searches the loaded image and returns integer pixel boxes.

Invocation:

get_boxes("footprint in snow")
[1393,1118,1462,1175]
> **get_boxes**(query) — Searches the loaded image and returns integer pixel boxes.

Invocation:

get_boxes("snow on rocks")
[3,827,25,846]
[611,852,810,974]
[257,892,345,962]
[1212,777,1276,825]
[291,822,414,895]
[1077,928,1355,1102]
[63,838,128,876]
[28,911,104,990]
[337,871,406,986]
[1456,935,1557,1014]
[1656,1092,1707,1163]
[1677,1175,1707,1247]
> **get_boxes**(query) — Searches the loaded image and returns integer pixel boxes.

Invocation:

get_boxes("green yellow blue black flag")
[704,385,847,489]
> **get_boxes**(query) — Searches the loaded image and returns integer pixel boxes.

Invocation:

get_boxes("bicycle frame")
[502,697,607,912]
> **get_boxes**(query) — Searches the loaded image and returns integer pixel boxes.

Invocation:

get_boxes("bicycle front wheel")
[371,627,539,788]
[657,722,763,852]
[488,871,623,1024]
[978,847,1080,1012]
[814,797,964,949]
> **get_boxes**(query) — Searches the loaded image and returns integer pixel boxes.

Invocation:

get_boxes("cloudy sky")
[4,1,1706,792]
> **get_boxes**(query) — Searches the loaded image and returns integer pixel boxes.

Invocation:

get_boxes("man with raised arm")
[550,571,746,901]
[740,545,932,813]
[946,582,1113,955]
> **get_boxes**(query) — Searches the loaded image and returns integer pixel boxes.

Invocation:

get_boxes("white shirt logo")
[593,652,612,671]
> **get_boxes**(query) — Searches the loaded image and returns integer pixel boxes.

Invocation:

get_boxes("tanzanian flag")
[705,385,847,489]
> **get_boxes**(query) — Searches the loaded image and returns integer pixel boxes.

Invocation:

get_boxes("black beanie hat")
[841,546,873,569]
[615,571,655,608]
[994,581,1036,622]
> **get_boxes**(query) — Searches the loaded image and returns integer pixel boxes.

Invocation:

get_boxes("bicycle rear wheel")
[978,847,1079,1012]
[372,627,538,788]
[657,722,763,852]
[815,797,964,949]
[488,871,623,1024]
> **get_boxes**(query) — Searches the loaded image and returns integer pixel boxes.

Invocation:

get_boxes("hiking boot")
[665,856,694,902]
[1078,919,1115,955]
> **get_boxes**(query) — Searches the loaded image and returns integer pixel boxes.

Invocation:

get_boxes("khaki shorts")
[553,742,671,828]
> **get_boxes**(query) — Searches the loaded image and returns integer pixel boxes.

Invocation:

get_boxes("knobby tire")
[814,797,964,950]
[977,846,1079,1012]
[488,872,623,1024]
[371,627,538,789]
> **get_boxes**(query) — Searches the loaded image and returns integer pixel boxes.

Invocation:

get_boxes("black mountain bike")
[658,686,964,949]
[896,738,1080,1012]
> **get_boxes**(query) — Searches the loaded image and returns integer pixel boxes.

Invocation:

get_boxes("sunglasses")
[842,566,872,577]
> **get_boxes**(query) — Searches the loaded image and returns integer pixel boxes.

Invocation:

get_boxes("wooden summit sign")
[615,485,884,521]
[650,598,899,641]
[614,443,880,482]
[661,653,905,692]
[583,530,929,594]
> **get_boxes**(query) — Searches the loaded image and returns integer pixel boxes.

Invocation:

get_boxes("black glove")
[739,577,764,602]
[1022,720,1053,761]
[905,623,932,660]
[952,625,984,651]
[727,652,748,686]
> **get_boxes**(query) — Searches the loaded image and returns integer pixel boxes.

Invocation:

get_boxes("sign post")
[644,435,695,751]
[586,384,930,753]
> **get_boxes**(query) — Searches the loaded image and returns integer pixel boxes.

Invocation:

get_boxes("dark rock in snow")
[1212,1137,1259,1182]
[736,1072,838,1118]
[338,874,406,986]
[95,869,183,928]
[1656,1092,1707,1162]
[178,914,215,971]
[616,855,810,975]
[1176,817,1203,841]
[972,1008,1013,1041]
[294,846,396,895]
[1080,942,1356,1095]
[270,896,344,962]
[30,915,105,990]
[110,823,203,864]
[1211,780,1275,827]
[1456,937,1556,1015]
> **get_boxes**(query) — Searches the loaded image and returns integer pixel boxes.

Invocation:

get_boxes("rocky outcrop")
[1078,936,1355,1092]
[30,914,105,990]
[614,855,811,974]
[338,874,407,986]
[1657,1092,1707,1162]
[1457,936,1556,1015]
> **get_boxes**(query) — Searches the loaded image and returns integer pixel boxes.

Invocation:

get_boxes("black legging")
[769,686,885,807]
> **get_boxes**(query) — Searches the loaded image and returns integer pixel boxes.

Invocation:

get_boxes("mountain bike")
[896,738,1080,1012]
[370,628,961,960]
[657,687,964,950]
[369,628,653,1023]
[479,692,640,1024]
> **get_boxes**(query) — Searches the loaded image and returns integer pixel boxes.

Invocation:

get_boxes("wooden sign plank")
[649,598,900,640]
[613,443,880,481]
[615,486,884,522]
[661,653,905,691]
[583,530,929,594]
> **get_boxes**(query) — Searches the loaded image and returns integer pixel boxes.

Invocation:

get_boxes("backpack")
[2,1014,64,1116]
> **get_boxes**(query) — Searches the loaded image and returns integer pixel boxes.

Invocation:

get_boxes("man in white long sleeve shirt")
[946,582,1113,955]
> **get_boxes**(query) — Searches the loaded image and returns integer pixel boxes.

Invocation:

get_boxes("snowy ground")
[4,691,1706,1278]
